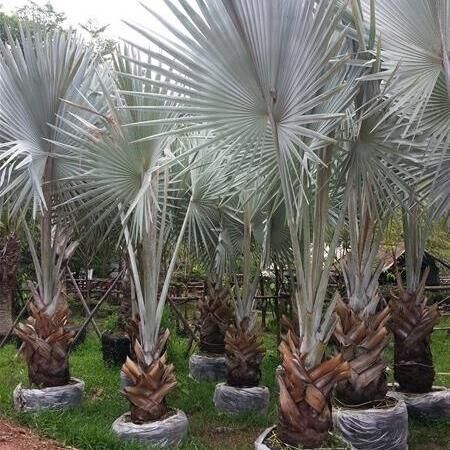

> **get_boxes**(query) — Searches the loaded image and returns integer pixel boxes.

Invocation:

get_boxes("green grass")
[0,316,448,450]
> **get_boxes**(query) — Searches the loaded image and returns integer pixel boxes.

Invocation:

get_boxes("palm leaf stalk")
[0,27,96,387]
[124,0,358,445]
[363,0,449,393]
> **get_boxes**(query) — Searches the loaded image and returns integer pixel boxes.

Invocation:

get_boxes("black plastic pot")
[101,332,131,366]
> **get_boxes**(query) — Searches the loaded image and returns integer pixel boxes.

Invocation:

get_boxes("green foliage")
[79,19,117,58]
[426,217,450,265]
[103,313,119,334]
[0,1,65,42]
[0,10,19,42]
[16,1,65,30]
[382,212,449,263]
[382,212,404,248]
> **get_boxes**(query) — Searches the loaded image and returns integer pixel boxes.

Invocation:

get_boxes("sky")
[0,0,176,44]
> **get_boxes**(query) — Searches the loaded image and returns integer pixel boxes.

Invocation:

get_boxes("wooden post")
[260,276,267,330]
[274,261,281,345]
[168,297,198,343]
[67,266,102,339]
[69,269,125,353]
[0,297,32,349]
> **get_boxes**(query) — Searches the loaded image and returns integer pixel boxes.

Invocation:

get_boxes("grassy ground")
[0,315,448,450]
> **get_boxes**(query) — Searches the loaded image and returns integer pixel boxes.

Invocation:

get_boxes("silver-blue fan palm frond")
[0,27,97,218]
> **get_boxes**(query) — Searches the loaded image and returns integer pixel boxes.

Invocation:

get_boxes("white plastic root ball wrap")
[189,353,227,382]
[112,410,188,449]
[333,398,408,450]
[13,378,84,412]
[214,382,270,415]
[389,386,450,419]
[254,426,355,450]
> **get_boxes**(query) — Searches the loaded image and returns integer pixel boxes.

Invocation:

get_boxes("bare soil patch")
[0,420,69,450]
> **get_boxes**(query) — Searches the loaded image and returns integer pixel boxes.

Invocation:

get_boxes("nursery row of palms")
[0,0,448,448]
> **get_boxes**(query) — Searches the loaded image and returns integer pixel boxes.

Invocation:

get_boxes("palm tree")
[222,187,267,388]
[363,0,449,394]
[57,46,195,424]
[0,27,97,388]
[124,0,355,446]
[176,147,237,355]
[330,2,422,406]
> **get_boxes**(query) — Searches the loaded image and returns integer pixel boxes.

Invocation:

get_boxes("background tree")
[16,1,65,30]
[0,7,19,42]
[0,1,65,42]
[79,19,117,58]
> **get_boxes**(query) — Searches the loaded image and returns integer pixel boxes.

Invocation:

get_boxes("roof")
[378,243,405,271]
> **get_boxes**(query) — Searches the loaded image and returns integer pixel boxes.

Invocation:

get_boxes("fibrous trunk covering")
[277,331,350,448]
[389,274,440,393]
[334,297,390,405]
[0,234,19,337]
[198,281,233,354]
[122,329,176,424]
[14,303,74,388]
[224,316,265,388]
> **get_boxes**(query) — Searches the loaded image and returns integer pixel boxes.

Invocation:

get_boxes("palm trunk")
[122,329,176,423]
[0,234,19,337]
[393,332,434,393]
[198,281,233,354]
[277,331,350,448]
[224,316,265,388]
[15,303,74,387]
[389,273,440,393]
[334,297,390,405]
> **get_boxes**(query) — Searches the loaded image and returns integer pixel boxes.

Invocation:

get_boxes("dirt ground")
[0,420,68,450]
